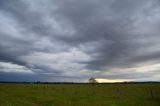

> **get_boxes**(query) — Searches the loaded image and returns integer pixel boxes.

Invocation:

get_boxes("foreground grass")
[0,83,160,106]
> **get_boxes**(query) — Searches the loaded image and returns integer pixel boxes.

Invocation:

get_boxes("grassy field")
[0,83,160,106]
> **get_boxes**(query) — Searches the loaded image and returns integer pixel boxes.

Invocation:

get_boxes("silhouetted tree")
[88,77,98,83]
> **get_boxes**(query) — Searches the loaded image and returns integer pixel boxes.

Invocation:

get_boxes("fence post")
[150,89,154,99]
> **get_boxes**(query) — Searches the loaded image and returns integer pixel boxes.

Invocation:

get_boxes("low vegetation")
[0,83,160,106]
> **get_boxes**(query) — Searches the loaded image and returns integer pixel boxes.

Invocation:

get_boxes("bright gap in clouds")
[96,79,129,83]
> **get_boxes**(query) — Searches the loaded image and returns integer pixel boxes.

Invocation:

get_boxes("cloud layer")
[0,0,160,82]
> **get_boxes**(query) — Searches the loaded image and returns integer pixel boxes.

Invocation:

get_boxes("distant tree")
[36,81,41,84]
[88,77,98,83]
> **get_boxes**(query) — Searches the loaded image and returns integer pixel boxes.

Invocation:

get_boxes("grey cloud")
[0,0,160,82]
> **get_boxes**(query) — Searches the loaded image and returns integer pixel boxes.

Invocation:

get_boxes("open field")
[0,83,160,106]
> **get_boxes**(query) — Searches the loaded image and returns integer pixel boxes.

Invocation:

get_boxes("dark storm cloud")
[0,0,160,82]
[0,72,85,82]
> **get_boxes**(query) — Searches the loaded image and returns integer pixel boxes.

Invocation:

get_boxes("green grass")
[0,83,160,106]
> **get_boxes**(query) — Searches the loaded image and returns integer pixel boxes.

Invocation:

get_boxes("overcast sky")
[0,0,160,82]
